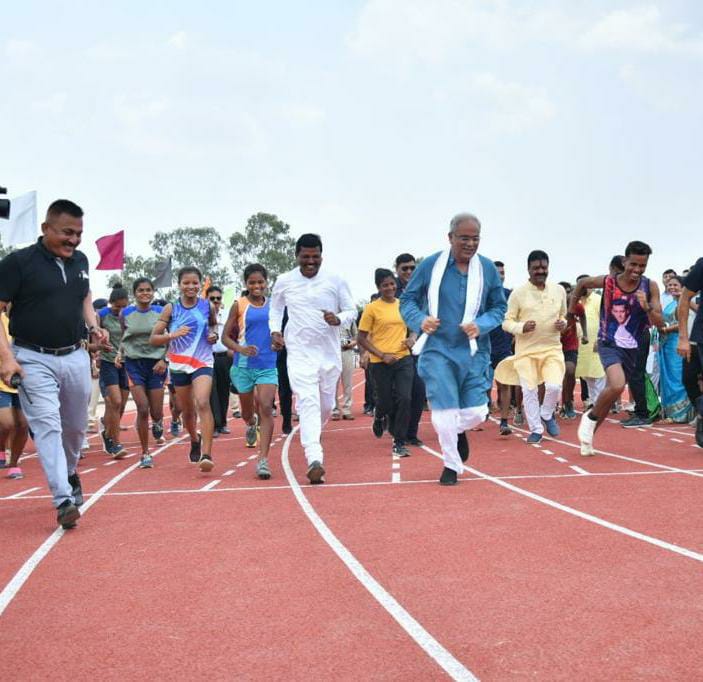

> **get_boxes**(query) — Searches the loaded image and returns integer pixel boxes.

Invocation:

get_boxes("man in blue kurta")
[400,213,507,485]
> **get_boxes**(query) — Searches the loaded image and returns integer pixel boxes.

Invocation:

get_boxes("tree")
[151,227,232,287]
[107,254,169,297]
[0,235,14,260]
[228,213,296,285]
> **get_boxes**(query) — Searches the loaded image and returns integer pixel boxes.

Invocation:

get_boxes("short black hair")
[206,285,223,296]
[243,263,268,282]
[395,253,415,267]
[92,298,108,310]
[132,277,153,294]
[624,241,652,257]
[558,281,572,291]
[527,250,549,266]
[295,233,322,255]
[177,266,202,283]
[46,199,83,220]
[662,268,677,277]
[576,274,589,281]
[609,255,625,271]
[493,260,505,268]
[374,268,395,288]
[669,275,684,286]
[109,282,129,303]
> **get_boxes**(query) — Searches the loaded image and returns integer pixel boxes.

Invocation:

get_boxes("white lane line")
[569,466,590,475]
[392,462,400,470]
[670,438,685,444]
[80,468,97,474]
[555,457,568,463]
[222,469,235,477]
[104,460,118,466]
[5,486,41,499]
[282,427,477,681]
[542,450,554,455]
[392,472,401,483]
[0,435,187,616]
[236,461,248,468]
[422,444,703,564]
[248,454,257,460]
[652,433,664,438]
[200,480,221,491]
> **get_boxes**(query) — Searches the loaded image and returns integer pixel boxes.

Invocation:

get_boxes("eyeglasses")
[209,296,222,302]
[400,265,416,272]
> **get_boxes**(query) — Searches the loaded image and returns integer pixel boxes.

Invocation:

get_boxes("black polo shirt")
[0,238,90,348]
[684,257,703,344]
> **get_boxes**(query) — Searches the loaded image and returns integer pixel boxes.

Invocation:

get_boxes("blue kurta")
[400,252,507,409]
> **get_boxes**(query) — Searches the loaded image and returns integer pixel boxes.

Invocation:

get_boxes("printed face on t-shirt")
[611,302,629,324]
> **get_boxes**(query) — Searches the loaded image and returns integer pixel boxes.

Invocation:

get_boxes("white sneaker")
[577,412,596,456]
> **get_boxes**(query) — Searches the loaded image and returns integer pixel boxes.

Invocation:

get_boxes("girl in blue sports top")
[150,266,218,472]
[223,264,278,480]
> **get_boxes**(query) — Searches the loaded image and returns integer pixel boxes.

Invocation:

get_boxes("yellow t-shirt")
[358,298,410,363]
[0,313,17,394]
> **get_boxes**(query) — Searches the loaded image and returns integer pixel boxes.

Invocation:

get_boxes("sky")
[2,1,702,300]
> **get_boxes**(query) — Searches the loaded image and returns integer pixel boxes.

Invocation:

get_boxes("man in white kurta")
[269,234,356,484]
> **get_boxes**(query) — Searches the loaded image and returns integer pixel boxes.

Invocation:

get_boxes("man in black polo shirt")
[0,199,109,529]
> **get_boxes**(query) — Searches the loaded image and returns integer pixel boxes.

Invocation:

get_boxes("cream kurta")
[495,281,567,389]
[575,292,605,379]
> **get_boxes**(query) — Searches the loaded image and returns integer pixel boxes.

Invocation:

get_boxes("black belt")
[213,351,229,357]
[15,339,82,357]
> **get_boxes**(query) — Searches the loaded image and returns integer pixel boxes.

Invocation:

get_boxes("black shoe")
[282,422,293,435]
[499,419,512,436]
[457,432,469,462]
[68,472,83,507]
[439,467,458,486]
[219,426,231,435]
[57,500,80,529]
[407,437,424,447]
[620,415,651,428]
[189,434,202,463]
[306,460,325,484]
[372,414,385,438]
[696,414,703,448]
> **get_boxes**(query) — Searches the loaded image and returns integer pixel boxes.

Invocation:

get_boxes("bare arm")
[645,280,664,329]
[570,276,605,314]
[677,288,697,360]
[0,302,22,383]
[150,304,174,346]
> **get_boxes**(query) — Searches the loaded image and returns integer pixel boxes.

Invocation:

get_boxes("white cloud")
[581,6,703,55]
[5,39,39,60]
[167,31,187,49]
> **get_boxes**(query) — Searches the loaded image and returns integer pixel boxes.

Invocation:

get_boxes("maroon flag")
[95,230,125,270]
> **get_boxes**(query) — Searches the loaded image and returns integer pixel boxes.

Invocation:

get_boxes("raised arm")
[336,278,356,327]
[570,276,605,314]
[644,280,664,329]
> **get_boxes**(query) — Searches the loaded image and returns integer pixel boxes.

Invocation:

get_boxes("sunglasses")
[400,265,416,272]
[209,296,222,302]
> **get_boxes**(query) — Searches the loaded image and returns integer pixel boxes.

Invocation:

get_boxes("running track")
[1,370,702,679]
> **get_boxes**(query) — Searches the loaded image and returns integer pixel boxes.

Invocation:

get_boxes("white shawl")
[412,249,484,357]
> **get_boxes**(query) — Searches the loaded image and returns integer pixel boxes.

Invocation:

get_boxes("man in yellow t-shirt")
[358,269,414,457]
[495,250,567,443]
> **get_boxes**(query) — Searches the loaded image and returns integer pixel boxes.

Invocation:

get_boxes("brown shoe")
[306,461,325,484]
[342,414,355,421]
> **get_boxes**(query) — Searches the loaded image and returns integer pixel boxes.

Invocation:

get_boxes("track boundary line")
[281,427,477,681]
[0,434,187,617]
[422,444,703,563]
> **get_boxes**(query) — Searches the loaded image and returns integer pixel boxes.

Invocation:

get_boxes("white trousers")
[288,355,340,465]
[430,406,487,473]
[520,381,561,434]
[334,350,354,415]
[584,377,606,406]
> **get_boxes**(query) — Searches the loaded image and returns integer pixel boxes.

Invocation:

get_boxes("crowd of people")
[0,200,701,528]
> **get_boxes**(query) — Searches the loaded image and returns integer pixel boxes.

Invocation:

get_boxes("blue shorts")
[0,390,20,409]
[170,367,213,387]
[99,360,129,390]
[125,358,168,390]
[230,365,278,394]
[597,342,637,382]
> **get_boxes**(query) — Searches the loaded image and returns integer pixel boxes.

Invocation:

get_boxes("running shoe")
[232,409,241,419]
[57,500,80,530]
[245,416,259,449]
[189,435,202,464]
[218,426,231,435]
[541,415,560,437]
[110,442,127,460]
[68,472,83,507]
[170,419,182,437]
[6,467,23,479]
[256,458,271,480]
[306,460,325,484]
[331,410,341,421]
[513,410,524,426]
[101,430,112,454]
[562,402,577,419]
[499,419,512,436]
[342,413,355,421]
[198,454,214,473]
[138,454,154,469]
[372,413,386,438]
[152,419,165,444]
[526,432,543,444]
[392,443,411,458]
[620,415,651,428]
[439,467,457,486]
[577,412,596,456]
[407,437,424,447]
[457,432,469,462]
[696,408,703,448]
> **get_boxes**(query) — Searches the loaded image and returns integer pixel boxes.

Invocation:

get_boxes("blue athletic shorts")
[125,358,168,390]
[170,367,213,387]
[0,390,20,409]
[99,360,129,390]
[230,365,278,393]
[597,342,637,382]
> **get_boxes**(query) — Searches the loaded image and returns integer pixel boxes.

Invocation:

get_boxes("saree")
[658,299,695,423]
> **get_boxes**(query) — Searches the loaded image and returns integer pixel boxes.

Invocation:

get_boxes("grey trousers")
[14,345,91,508]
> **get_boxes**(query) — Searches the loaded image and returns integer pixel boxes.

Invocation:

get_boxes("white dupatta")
[412,249,484,356]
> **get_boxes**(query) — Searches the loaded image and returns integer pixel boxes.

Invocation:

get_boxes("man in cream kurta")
[400,214,506,485]
[495,251,567,443]
[270,234,356,484]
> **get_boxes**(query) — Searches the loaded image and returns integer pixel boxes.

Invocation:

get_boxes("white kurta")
[269,268,356,464]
